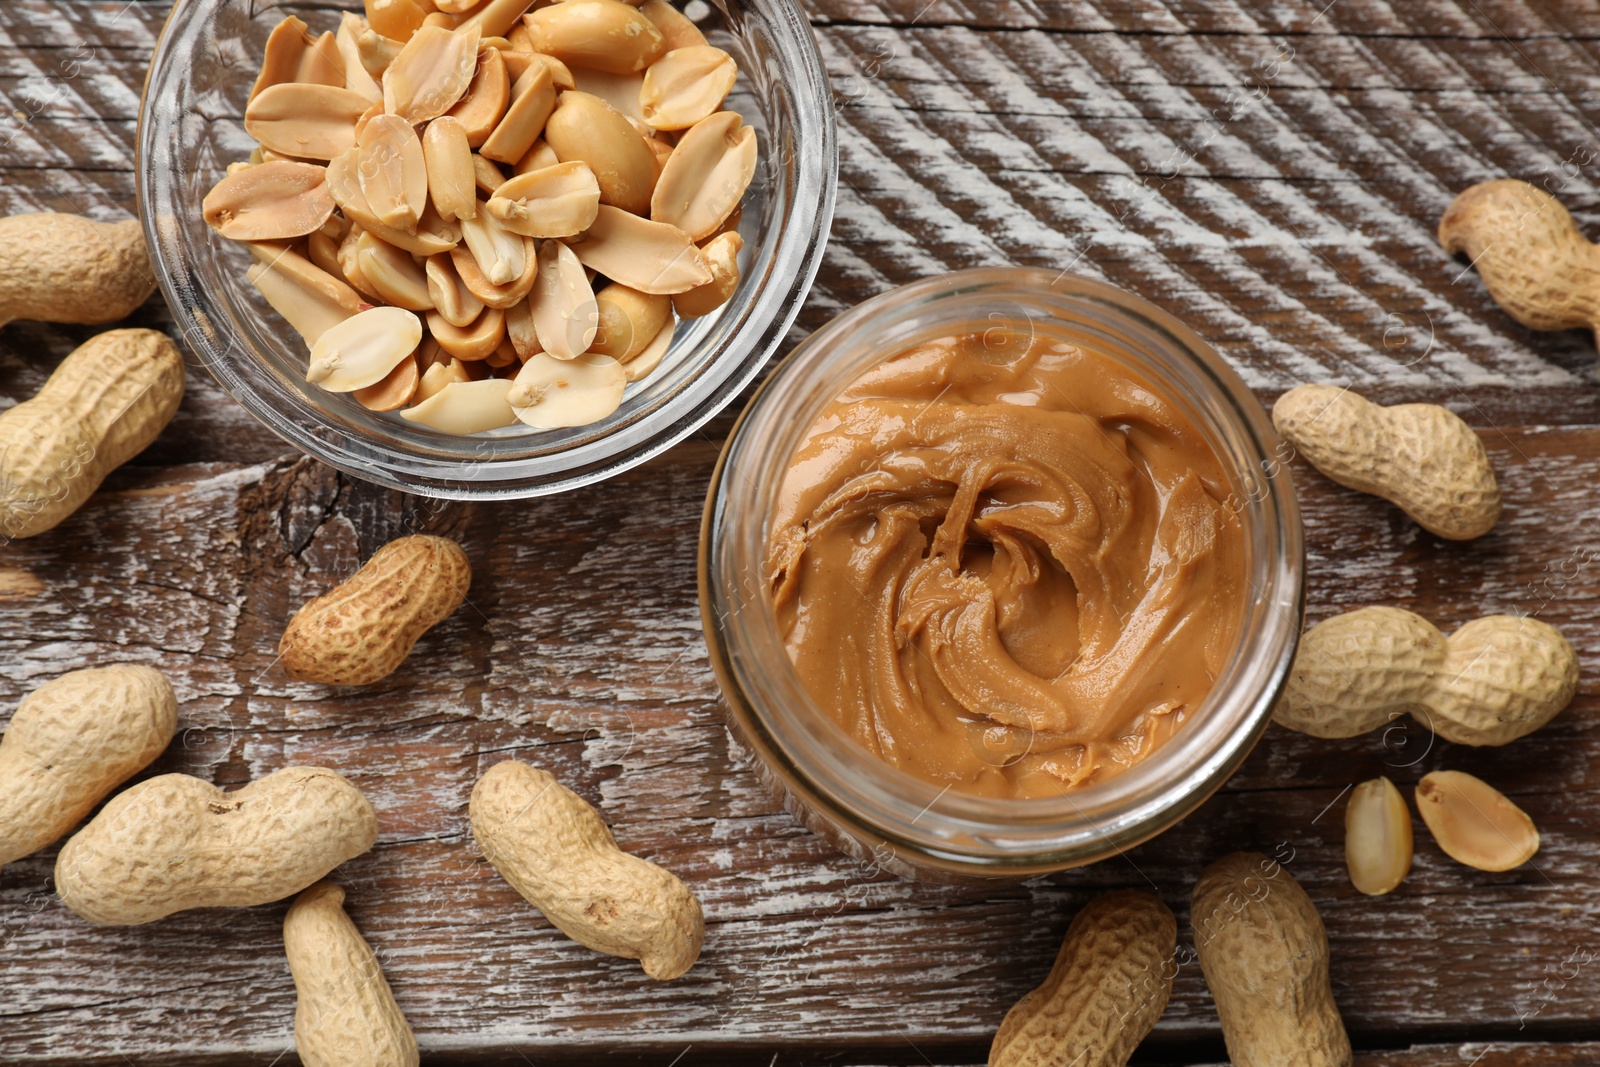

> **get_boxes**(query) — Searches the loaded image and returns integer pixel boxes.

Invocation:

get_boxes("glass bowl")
[700,267,1305,879]
[138,0,836,498]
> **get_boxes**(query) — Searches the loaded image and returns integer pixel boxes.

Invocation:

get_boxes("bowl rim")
[136,0,838,500]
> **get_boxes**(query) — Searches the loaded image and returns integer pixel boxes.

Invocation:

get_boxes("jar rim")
[700,267,1305,876]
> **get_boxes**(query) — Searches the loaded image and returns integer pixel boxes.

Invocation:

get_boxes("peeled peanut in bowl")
[141,0,835,497]
[187,0,774,444]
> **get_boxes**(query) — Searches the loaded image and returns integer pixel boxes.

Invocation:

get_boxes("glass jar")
[700,267,1304,879]
[138,0,835,498]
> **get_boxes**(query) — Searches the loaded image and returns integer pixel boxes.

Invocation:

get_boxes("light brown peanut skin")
[1192,852,1352,1067]
[279,535,472,685]
[54,766,377,925]
[1274,606,1578,745]
[0,328,186,540]
[988,890,1175,1067]
[0,214,156,328]
[1273,384,1500,541]
[0,666,177,870]
[1438,179,1600,345]
[286,883,419,1067]
[470,759,704,980]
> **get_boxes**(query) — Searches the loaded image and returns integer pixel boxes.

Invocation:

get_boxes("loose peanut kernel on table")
[1415,770,1541,873]
[206,0,757,435]
[1344,776,1413,897]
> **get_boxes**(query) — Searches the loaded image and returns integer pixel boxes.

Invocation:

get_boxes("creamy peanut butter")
[766,329,1246,799]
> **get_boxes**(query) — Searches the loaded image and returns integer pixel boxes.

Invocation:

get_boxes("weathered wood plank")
[5,2,1600,427]
[8,0,1600,1061]
[3,423,1600,1062]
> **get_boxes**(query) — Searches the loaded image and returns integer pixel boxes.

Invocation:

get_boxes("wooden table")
[5,0,1600,1063]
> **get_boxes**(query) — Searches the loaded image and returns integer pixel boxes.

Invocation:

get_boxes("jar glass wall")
[700,267,1304,878]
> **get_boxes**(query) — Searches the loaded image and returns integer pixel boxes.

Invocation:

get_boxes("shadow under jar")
[138,0,836,498]
[700,268,1305,879]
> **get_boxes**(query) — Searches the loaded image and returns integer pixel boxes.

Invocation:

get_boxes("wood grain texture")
[6,0,1600,1064]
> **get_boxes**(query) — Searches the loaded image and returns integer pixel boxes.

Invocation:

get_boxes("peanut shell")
[279,534,472,685]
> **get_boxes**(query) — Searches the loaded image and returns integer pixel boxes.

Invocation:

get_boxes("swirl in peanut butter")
[766,330,1246,799]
